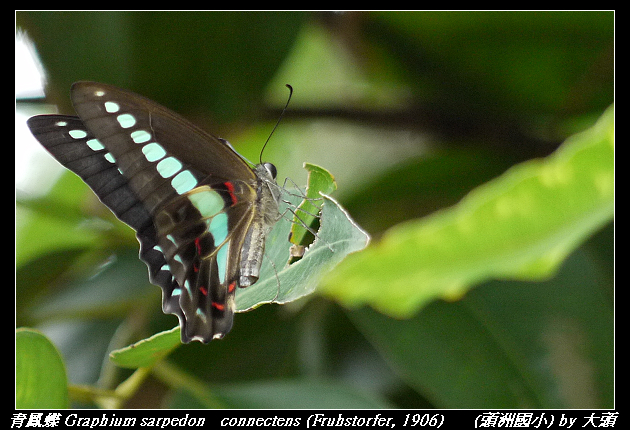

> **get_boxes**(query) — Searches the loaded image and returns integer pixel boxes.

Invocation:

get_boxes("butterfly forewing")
[26,114,186,325]
[27,81,280,343]
[71,82,256,182]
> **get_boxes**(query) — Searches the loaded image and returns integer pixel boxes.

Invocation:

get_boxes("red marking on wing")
[228,281,236,293]
[224,181,238,206]
[199,286,208,296]
[212,301,225,311]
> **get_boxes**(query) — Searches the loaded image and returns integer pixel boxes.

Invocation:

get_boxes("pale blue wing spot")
[142,142,167,162]
[69,129,87,139]
[216,241,229,283]
[104,153,116,163]
[104,101,120,113]
[156,157,182,178]
[196,309,208,323]
[184,280,192,294]
[171,170,198,195]
[55,121,68,127]
[116,113,136,129]
[153,245,163,253]
[210,214,230,283]
[171,288,181,297]
[160,264,170,272]
[131,130,152,144]
[174,254,183,264]
[188,190,224,218]
[86,139,104,151]
[94,90,105,97]
[209,212,228,244]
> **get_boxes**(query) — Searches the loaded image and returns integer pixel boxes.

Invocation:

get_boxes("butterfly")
[27,81,286,343]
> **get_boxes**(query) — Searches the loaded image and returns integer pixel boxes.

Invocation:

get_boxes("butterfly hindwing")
[152,181,259,342]
[28,81,281,343]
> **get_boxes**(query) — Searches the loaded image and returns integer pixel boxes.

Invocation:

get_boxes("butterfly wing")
[28,81,262,342]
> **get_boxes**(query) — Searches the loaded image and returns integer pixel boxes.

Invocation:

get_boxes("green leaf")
[16,328,69,409]
[320,104,614,317]
[109,327,181,369]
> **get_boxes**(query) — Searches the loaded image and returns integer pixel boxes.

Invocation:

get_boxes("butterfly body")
[27,82,281,343]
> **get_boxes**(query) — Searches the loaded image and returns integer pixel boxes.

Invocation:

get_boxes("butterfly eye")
[264,162,277,179]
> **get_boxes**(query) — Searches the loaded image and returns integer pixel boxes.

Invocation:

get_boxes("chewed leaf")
[236,192,370,310]
[289,163,337,249]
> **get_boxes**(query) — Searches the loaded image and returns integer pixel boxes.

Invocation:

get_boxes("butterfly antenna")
[260,84,293,164]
